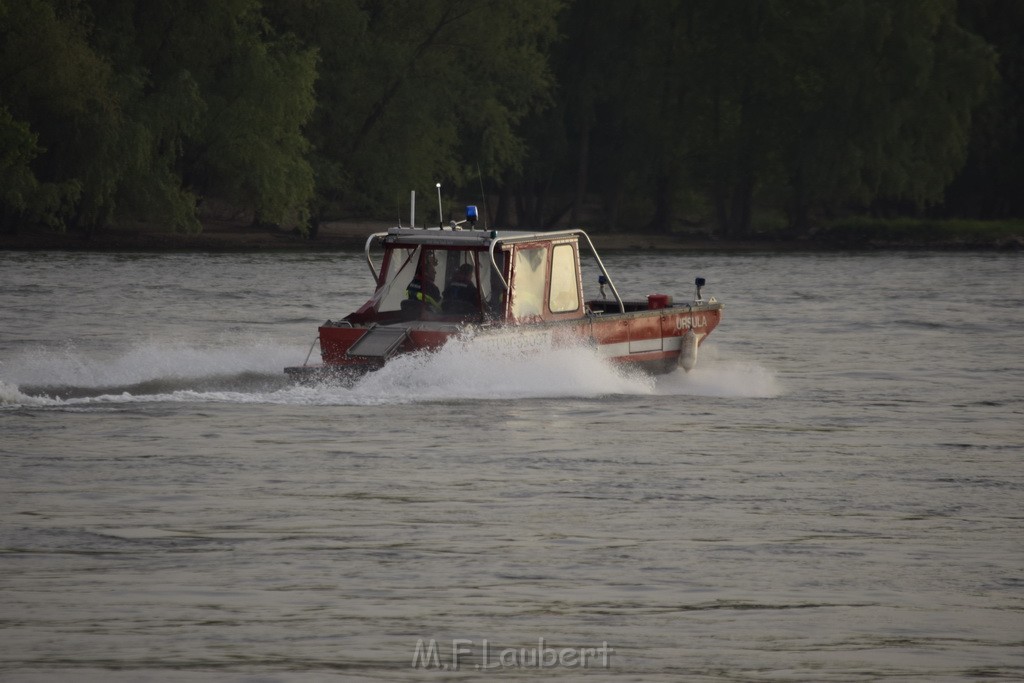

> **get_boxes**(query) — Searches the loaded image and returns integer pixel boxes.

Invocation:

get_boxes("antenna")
[410,190,416,229]
[435,182,443,228]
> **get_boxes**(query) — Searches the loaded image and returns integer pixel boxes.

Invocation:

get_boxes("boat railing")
[364,232,389,281]
[576,230,625,314]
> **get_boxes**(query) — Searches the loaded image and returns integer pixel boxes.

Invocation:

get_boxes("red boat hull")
[285,302,722,382]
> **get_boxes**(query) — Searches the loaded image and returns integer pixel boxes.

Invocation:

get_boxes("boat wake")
[1,335,780,408]
[0,340,299,407]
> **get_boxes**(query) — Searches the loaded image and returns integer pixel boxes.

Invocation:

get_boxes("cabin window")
[511,246,548,318]
[372,246,497,317]
[372,246,420,312]
[548,244,580,313]
[439,250,482,315]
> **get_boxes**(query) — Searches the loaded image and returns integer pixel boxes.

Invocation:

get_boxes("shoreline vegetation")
[3,3,1022,250]
[2,218,1022,253]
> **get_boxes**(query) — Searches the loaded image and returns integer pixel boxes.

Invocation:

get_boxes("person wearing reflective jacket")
[406,259,441,312]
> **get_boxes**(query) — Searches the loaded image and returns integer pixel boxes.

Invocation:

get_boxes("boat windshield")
[368,245,503,317]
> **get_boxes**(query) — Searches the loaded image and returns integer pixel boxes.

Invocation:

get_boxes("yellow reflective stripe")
[407,290,440,309]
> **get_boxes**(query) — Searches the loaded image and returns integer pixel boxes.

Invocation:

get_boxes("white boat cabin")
[348,226,626,326]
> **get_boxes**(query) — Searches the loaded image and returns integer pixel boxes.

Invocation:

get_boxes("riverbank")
[1,219,1022,252]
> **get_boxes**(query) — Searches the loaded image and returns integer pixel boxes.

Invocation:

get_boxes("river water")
[1,248,1021,681]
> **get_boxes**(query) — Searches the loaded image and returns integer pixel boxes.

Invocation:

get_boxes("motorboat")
[285,206,722,382]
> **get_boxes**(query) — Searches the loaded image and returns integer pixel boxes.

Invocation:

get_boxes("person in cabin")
[442,262,479,314]
[406,257,442,312]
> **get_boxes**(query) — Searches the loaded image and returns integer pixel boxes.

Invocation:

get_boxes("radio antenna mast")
[435,183,443,228]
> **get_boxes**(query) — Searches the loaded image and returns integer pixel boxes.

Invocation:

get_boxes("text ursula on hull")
[411,638,614,671]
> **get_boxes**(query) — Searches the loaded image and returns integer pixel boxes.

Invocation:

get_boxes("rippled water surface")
[1,249,1022,681]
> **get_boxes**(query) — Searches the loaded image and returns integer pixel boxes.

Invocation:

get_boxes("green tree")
[943,0,1024,218]
[511,1,672,230]
[540,0,996,237]
[0,0,124,234]
[0,0,317,234]
[85,0,206,232]
[268,0,560,225]
[110,0,317,228]
[674,0,995,236]
[0,105,45,232]
[777,0,997,231]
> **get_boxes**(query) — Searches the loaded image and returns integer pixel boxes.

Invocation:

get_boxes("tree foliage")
[529,0,999,236]
[267,0,559,223]
[1,0,114,232]
[942,0,1024,219]
[0,0,1017,238]
[1,0,318,234]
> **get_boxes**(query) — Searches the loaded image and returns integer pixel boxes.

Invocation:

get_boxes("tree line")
[1,0,1020,239]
